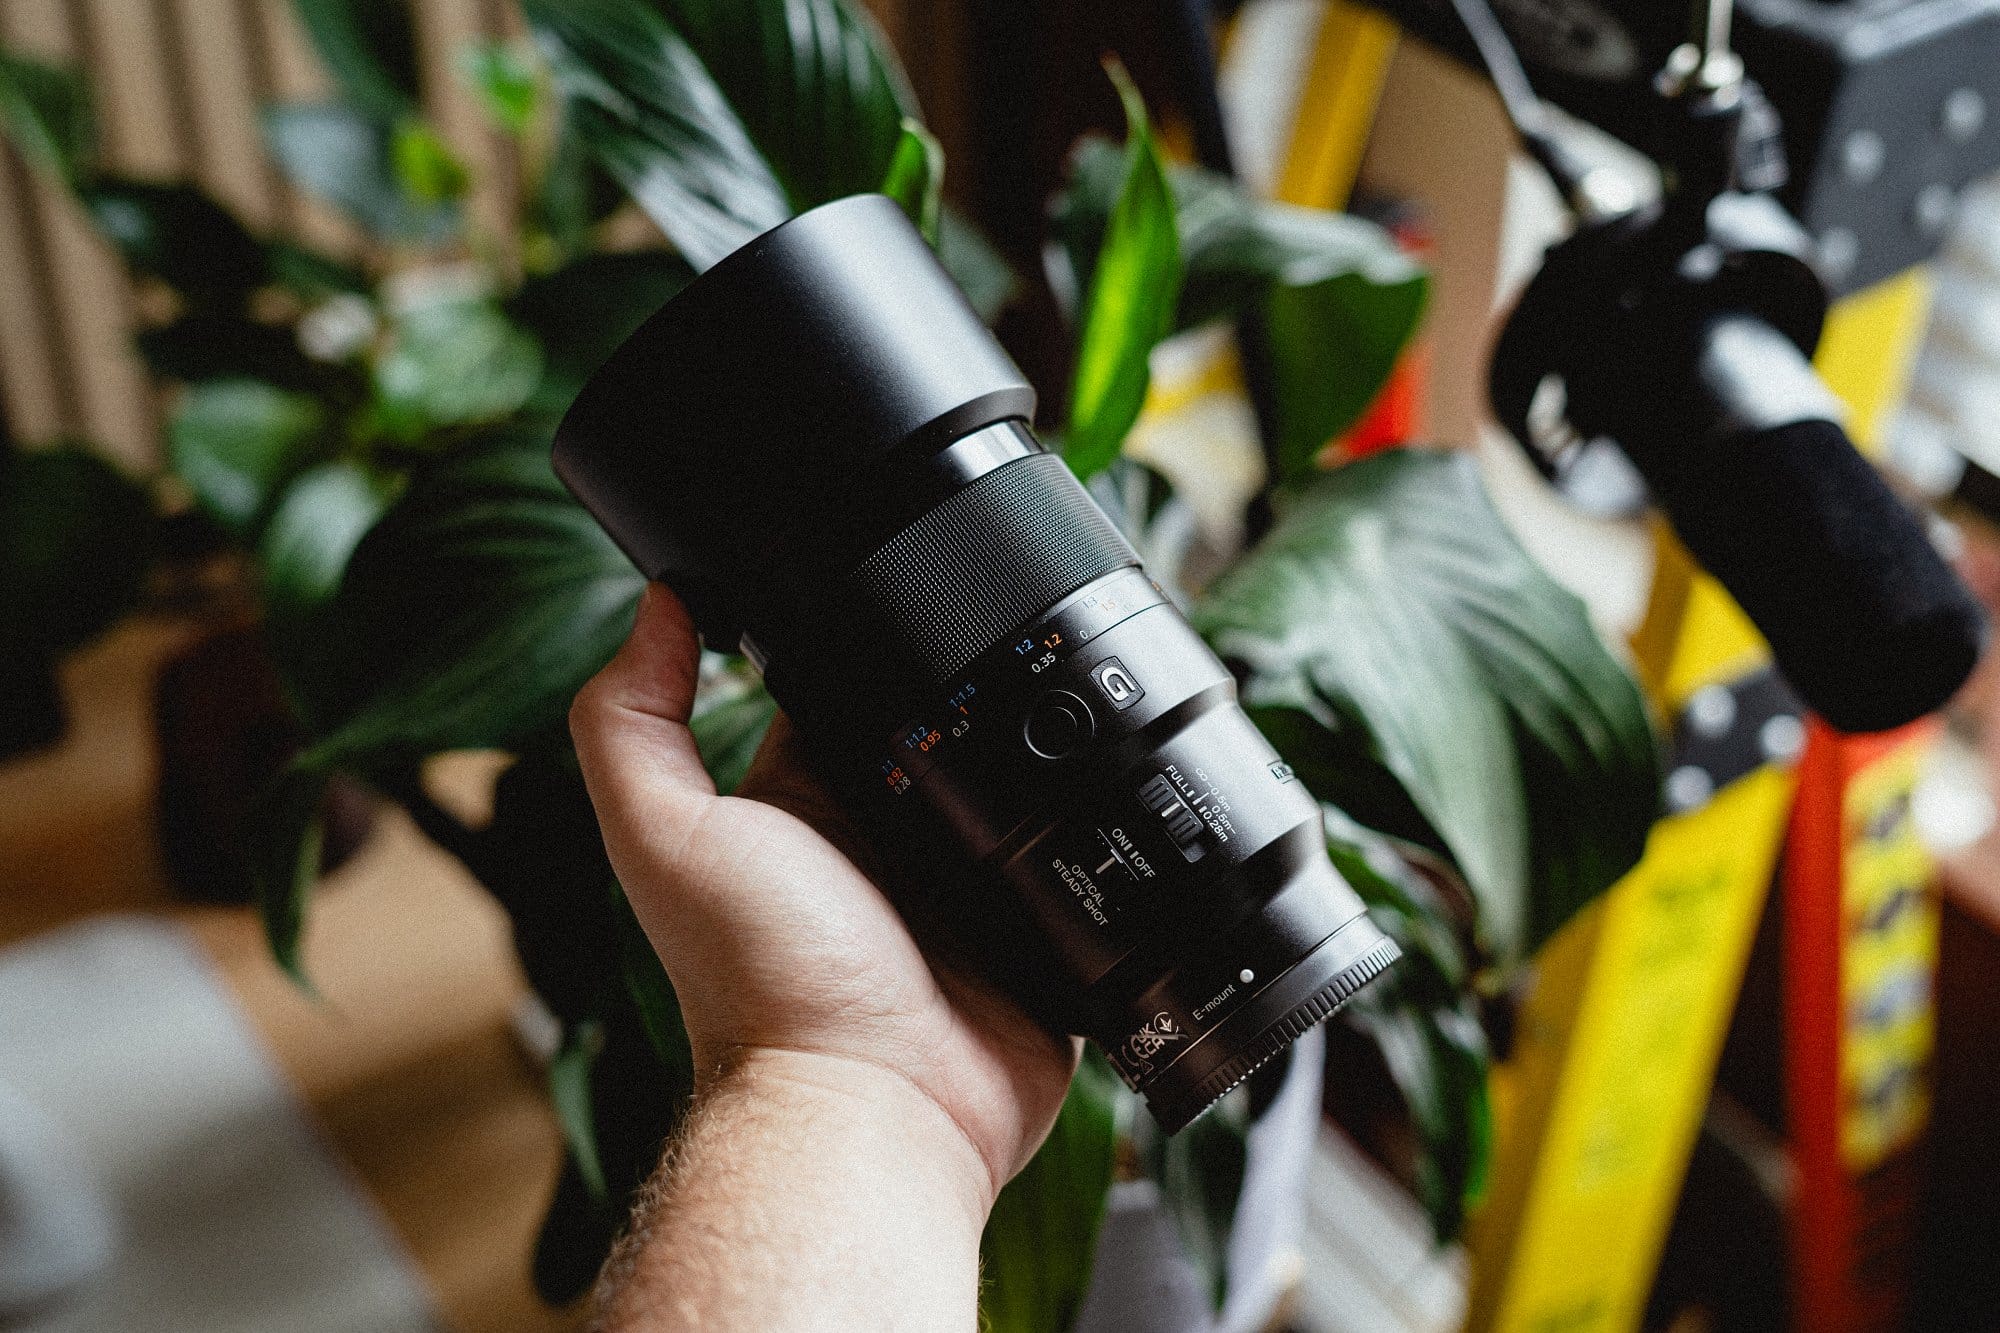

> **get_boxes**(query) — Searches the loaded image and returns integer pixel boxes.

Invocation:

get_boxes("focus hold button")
[1024,691,1093,759]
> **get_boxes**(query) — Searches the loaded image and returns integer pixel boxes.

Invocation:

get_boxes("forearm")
[594,1050,994,1331]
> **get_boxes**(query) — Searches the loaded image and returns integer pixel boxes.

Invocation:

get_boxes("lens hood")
[554,194,1035,646]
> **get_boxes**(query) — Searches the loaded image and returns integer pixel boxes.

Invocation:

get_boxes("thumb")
[570,584,717,863]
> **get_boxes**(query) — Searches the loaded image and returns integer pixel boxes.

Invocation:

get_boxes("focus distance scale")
[554,194,1398,1132]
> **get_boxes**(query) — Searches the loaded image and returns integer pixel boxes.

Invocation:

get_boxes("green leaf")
[880,117,941,246]
[980,1051,1122,1333]
[613,878,695,1083]
[1349,976,1491,1237]
[937,206,1017,324]
[1053,140,1428,482]
[505,249,692,415]
[1193,449,1658,967]
[371,292,542,438]
[259,459,397,631]
[389,119,470,205]
[263,101,456,243]
[1324,810,1491,1238]
[645,0,915,208]
[1324,807,1470,989]
[287,0,420,123]
[0,49,93,182]
[81,179,269,304]
[265,240,371,299]
[167,379,327,537]
[690,672,775,794]
[0,442,156,657]
[1085,456,1198,596]
[550,1020,610,1200]
[459,39,543,135]
[248,765,329,989]
[297,431,642,765]
[524,0,789,268]
[1263,268,1428,482]
[1144,1087,1249,1310]
[1063,65,1180,482]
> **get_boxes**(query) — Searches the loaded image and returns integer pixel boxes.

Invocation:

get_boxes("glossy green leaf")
[265,240,371,299]
[286,0,420,123]
[1054,140,1427,482]
[0,442,155,657]
[646,0,915,208]
[1063,66,1180,482]
[1263,270,1428,482]
[263,101,456,243]
[1323,806,1471,990]
[248,765,329,988]
[550,1020,610,1200]
[980,1051,1122,1333]
[524,0,789,268]
[389,119,470,205]
[1086,456,1198,597]
[0,49,93,182]
[505,249,692,415]
[1347,967,1491,1239]
[1323,808,1490,1236]
[167,379,327,537]
[81,179,269,303]
[690,672,775,794]
[613,878,695,1084]
[297,432,642,766]
[880,117,941,246]
[937,206,1017,324]
[259,459,398,631]
[371,293,542,438]
[1193,449,1658,967]
[459,39,542,135]
[1144,1086,1250,1310]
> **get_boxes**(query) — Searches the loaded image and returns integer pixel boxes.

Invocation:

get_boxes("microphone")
[1619,317,1985,733]
[1491,205,1987,735]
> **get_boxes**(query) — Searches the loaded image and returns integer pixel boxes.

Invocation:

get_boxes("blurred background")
[6,0,2000,1330]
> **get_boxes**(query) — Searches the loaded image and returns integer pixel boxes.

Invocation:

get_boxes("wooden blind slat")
[3,0,155,465]
[0,149,71,444]
[412,0,513,267]
[173,0,282,230]
[255,0,359,258]
[84,0,188,176]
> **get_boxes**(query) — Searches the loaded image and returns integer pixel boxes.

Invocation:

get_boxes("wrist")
[597,1044,993,1329]
[698,1044,1001,1225]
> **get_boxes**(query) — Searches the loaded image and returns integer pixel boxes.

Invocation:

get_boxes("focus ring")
[848,453,1138,682]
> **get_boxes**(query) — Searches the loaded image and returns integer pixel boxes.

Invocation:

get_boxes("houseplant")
[0,0,1660,1324]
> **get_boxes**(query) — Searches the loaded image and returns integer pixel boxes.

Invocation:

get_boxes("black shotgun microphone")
[1492,200,1987,734]
[1616,318,1985,734]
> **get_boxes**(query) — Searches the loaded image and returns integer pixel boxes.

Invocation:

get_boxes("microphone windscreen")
[1637,414,1985,733]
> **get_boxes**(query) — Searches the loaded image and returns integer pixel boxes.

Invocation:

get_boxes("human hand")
[569,585,1079,1215]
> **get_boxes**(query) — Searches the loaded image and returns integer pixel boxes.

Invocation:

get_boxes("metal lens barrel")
[554,195,1398,1131]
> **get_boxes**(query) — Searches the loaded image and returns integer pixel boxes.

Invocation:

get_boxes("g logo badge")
[1090,657,1145,710]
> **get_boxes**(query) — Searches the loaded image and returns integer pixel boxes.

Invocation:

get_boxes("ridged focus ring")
[847,453,1139,682]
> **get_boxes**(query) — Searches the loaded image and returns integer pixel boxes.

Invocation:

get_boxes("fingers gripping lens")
[554,195,1397,1132]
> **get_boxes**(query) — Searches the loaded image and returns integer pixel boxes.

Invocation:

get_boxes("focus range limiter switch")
[1138,774,1207,862]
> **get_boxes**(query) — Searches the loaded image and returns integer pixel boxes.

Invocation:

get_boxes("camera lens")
[554,195,1397,1132]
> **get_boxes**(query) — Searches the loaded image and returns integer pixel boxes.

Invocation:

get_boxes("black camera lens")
[554,194,1397,1132]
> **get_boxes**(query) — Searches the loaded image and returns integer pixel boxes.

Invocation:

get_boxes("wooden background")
[0,0,970,470]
